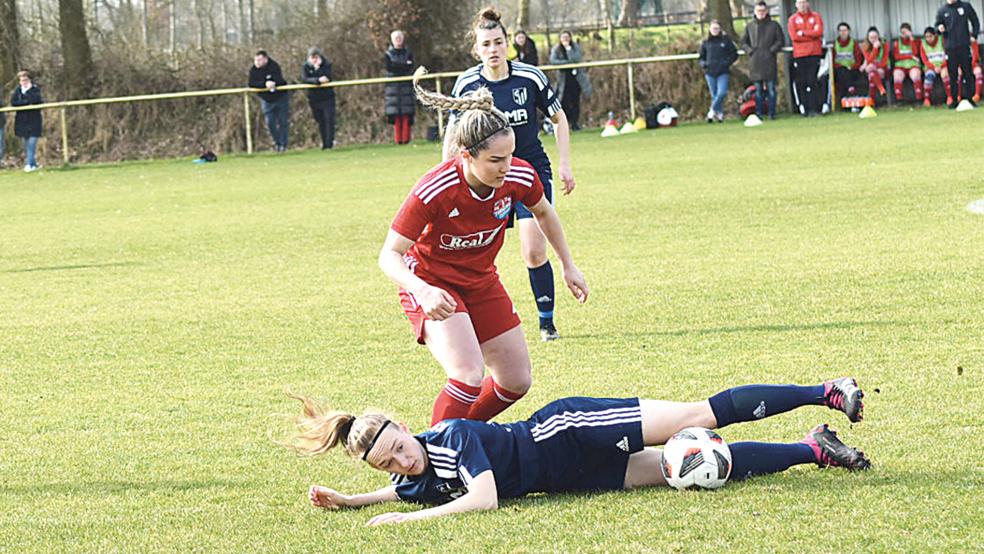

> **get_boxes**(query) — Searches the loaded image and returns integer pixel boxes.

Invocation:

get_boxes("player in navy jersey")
[287,377,869,526]
[378,68,588,426]
[446,8,577,342]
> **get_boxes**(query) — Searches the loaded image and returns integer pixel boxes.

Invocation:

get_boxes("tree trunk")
[169,0,176,55]
[247,0,254,45]
[516,0,529,30]
[598,0,614,51]
[616,0,637,27]
[237,0,245,44]
[142,0,149,46]
[707,0,736,37]
[59,0,95,94]
[540,0,551,51]
[0,0,19,89]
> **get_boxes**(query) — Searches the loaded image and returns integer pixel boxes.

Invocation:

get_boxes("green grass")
[2,108,983,552]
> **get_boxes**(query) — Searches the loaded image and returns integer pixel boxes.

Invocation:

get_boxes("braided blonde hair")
[413,66,512,155]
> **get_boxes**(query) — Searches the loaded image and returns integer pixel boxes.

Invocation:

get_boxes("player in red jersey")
[378,67,588,426]
[860,27,889,101]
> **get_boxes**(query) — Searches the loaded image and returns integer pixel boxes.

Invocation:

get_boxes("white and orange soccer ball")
[660,427,732,490]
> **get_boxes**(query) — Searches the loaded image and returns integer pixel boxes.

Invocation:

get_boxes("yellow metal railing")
[0,53,718,165]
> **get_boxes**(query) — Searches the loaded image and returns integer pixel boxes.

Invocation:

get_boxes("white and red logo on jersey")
[493,197,512,220]
[439,224,504,250]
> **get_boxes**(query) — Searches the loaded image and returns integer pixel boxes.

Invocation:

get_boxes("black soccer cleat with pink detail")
[823,377,864,423]
[800,424,871,471]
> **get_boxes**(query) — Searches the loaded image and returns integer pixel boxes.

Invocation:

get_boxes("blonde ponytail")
[413,66,512,155]
[285,393,390,459]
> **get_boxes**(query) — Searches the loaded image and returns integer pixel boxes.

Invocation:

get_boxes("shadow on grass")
[567,320,908,339]
[4,261,139,273]
[0,479,246,496]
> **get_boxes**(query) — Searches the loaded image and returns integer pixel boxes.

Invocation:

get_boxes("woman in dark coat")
[550,31,592,131]
[512,30,539,65]
[384,30,415,145]
[302,47,336,149]
[11,70,43,172]
[699,20,739,123]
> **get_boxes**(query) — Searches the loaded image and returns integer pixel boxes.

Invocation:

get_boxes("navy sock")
[708,384,825,428]
[527,261,555,327]
[729,442,816,481]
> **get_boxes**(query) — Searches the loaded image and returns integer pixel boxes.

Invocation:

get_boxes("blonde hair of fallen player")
[443,7,578,293]
[377,69,587,403]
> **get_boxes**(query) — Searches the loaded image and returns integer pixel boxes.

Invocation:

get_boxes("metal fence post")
[436,76,444,138]
[243,92,253,154]
[627,62,637,121]
[59,108,70,165]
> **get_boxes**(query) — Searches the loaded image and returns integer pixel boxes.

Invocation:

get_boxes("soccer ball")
[660,427,732,490]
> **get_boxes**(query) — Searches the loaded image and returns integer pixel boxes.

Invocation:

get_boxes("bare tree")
[706,0,736,36]
[617,0,638,27]
[516,0,529,30]
[539,0,551,51]
[142,0,149,46]
[0,0,19,88]
[59,0,95,93]
[168,0,176,54]
[598,0,614,51]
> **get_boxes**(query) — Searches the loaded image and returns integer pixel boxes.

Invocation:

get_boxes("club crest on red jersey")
[493,197,512,220]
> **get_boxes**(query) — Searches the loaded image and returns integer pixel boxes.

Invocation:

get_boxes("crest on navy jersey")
[512,87,528,106]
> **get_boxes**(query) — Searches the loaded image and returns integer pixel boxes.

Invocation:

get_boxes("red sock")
[944,78,953,98]
[394,122,402,144]
[893,80,903,100]
[924,80,934,101]
[975,74,983,98]
[401,117,412,144]
[431,379,481,426]
[914,79,923,100]
[467,376,526,421]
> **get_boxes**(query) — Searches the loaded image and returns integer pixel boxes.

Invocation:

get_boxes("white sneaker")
[24,165,37,173]
[715,112,725,122]
[706,109,715,123]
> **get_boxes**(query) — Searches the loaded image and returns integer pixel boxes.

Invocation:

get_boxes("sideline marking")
[967,199,984,215]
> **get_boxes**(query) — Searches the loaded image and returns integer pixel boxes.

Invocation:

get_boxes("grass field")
[2,108,983,552]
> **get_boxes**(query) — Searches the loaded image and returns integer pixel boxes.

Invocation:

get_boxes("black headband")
[361,420,392,461]
[467,120,510,151]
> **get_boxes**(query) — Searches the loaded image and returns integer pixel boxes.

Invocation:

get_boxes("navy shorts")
[513,159,553,221]
[524,397,644,493]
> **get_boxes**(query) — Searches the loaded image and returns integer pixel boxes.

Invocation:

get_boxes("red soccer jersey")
[391,157,545,289]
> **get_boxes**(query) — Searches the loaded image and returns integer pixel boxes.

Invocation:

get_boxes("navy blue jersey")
[391,397,643,505]
[449,61,561,167]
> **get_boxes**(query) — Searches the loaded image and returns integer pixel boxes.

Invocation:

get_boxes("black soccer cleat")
[800,424,872,471]
[540,321,560,342]
[823,377,864,423]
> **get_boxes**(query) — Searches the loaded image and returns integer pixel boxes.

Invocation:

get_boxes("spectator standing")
[301,47,336,150]
[921,27,952,104]
[742,1,785,120]
[249,50,290,152]
[699,20,739,123]
[384,30,415,145]
[892,23,924,103]
[511,30,539,65]
[936,0,981,106]
[832,22,863,101]
[788,0,824,116]
[550,31,592,131]
[861,27,890,101]
[11,70,43,172]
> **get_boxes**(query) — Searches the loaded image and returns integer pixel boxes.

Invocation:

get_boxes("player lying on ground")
[287,378,870,526]
[377,68,587,427]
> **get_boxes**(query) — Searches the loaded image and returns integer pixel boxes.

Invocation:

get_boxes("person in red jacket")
[788,0,824,116]
[921,27,951,105]
[891,23,924,102]
[861,27,889,101]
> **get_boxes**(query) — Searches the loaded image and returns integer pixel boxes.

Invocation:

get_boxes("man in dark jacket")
[11,70,43,172]
[249,50,290,152]
[936,0,981,105]
[384,30,415,145]
[302,47,336,149]
[742,1,785,119]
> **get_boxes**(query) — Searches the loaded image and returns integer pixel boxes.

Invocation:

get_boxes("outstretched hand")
[309,485,351,510]
[366,512,418,526]
[563,265,589,303]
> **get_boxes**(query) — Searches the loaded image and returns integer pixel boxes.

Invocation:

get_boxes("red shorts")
[398,277,521,345]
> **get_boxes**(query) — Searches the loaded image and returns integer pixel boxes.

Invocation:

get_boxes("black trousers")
[310,97,336,149]
[793,55,821,114]
[561,73,581,130]
[834,66,861,99]
[946,47,974,102]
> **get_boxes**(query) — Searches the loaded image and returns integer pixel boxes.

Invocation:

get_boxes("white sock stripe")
[530,407,641,436]
[494,387,517,403]
[416,170,457,199]
[444,383,479,402]
[421,181,458,204]
[444,386,478,405]
[532,415,643,443]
